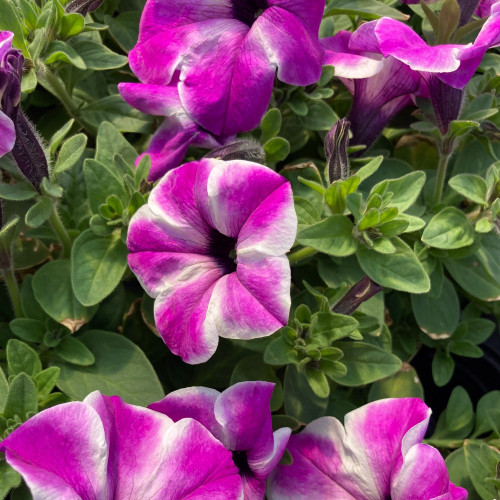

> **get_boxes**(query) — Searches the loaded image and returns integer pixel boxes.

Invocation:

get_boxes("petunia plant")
[0,0,499,498]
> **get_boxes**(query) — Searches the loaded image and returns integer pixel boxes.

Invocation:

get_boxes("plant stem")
[2,266,23,318]
[49,202,72,259]
[432,149,452,206]
[288,246,317,264]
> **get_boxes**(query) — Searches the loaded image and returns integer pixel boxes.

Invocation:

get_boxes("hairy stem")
[432,149,452,206]
[288,246,317,264]
[49,202,72,259]
[2,266,23,318]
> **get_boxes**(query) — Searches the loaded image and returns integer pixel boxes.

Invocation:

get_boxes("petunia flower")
[322,31,422,148]
[150,381,291,500]
[119,80,234,181]
[0,391,243,499]
[127,158,297,364]
[349,4,500,133]
[0,32,19,158]
[127,0,325,137]
[267,398,468,500]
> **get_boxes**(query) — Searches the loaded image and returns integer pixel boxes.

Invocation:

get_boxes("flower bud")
[325,118,350,184]
[332,276,382,315]
[204,139,266,164]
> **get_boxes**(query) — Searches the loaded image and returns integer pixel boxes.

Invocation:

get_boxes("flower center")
[232,450,251,475]
[231,0,268,27]
[208,229,237,275]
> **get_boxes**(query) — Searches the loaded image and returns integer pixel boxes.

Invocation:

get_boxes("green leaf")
[260,108,282,144]
[96,122,138,167]
[449,174,488,205]
[54,330,164,406]
[0,367,8,413]
[9,318,45,343]
[357,237,430,293]
[49,119,75,155]
[445,449,476,497]
[264,338,299,366]
[458,318,495,345]
[353,156,383,182]
[83,159,128,214]
[20,275,47,322]
[2,373,38,421]
[34,367,60,401]
[54,133,87,175]
[6,339,42,377]
[296,215,357,256]
[59,13,84,38]
[304,366,330,398]
[319,359,347,380]
[372,171,426,211]
[464,441,500,500]
[432,349,455,387]
[310,312,359,343]
[472,390,500,438]
[71,230,128,306]
[324,0,408,21]
[445,254,500,301]
[104,12,140,52]
[44,40,86,69]
[422,207,474,249]
[264,137,290,163]
[32,260,96,331]
[411,277,459,338]
[25,197,52,227]
[0,0,28,55]
[300,101,338,131]
[332,342,402,386]
[433,386,474,440]
[0,461,21,499]
[0,183,37,201]
[295,197,320,228]
[368,364,424,401]
[230,355,284,411]
[40,178,63,198]
[70,40,128,70]
[54,336,95,366]
[284,364,327,423]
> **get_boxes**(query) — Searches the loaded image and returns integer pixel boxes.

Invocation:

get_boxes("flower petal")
[194,159,288,239]
[253,6,323,86]
[236,182,297,256]
[237,253,291,325]
[149,387,224,442]
[0,31,13,62]
[155,271,221,363]
[118,82,184,116]
[391,443,465,500]
[0,402,109,500]
[204,273,285,340]
[267,0,325,33]
[0,110,15,157]
[85,393,242,499]
[322,32,383,79]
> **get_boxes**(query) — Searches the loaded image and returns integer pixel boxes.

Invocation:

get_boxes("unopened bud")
[65,0,104,15]
[325,118,350,184]
[332,276,382,315]
[205,139,266,164]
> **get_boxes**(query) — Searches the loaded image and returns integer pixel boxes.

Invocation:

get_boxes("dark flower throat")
[231,0,268,26]
[209,229,237,274]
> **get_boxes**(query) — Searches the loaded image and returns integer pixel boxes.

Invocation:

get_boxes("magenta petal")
[391,444,465,500]
[322,32,383,79]
[149,387,224,442]
[0,31,13,61]
[179,22,275,136]
[205,273,285,340]
[194,159,288,239]
[118,82,183,116]
[0,110,15,157]
[267,0,325,33]
[0,402,109,499]
[253,7,323,86]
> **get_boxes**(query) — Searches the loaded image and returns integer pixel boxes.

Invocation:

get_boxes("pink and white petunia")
[118,80,234,181]
[150,381,291,500]
[322,31,422,148]
[0,391,243,499]
[268,398,468,500]
[127,158,297,364]
[127,0,325,138]
[349,3,500,133]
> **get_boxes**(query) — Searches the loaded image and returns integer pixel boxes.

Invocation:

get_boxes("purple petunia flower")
[349,4,500,133]
[0,32,19,158]
[322,31,422,148]
[127,158,297,364]
[0,391,243,499]
[150,381,291,500]
[127,0,325,138]
[119,81,234,181]
[268,398,468,500]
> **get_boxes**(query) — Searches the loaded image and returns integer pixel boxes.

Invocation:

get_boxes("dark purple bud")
[65,0,104,15]
[332,276,382,315]
[425,76,464,135]
[11,110,49,191]
[325,118,350,183]
[457,0,481,25]
[204,139,266,163]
